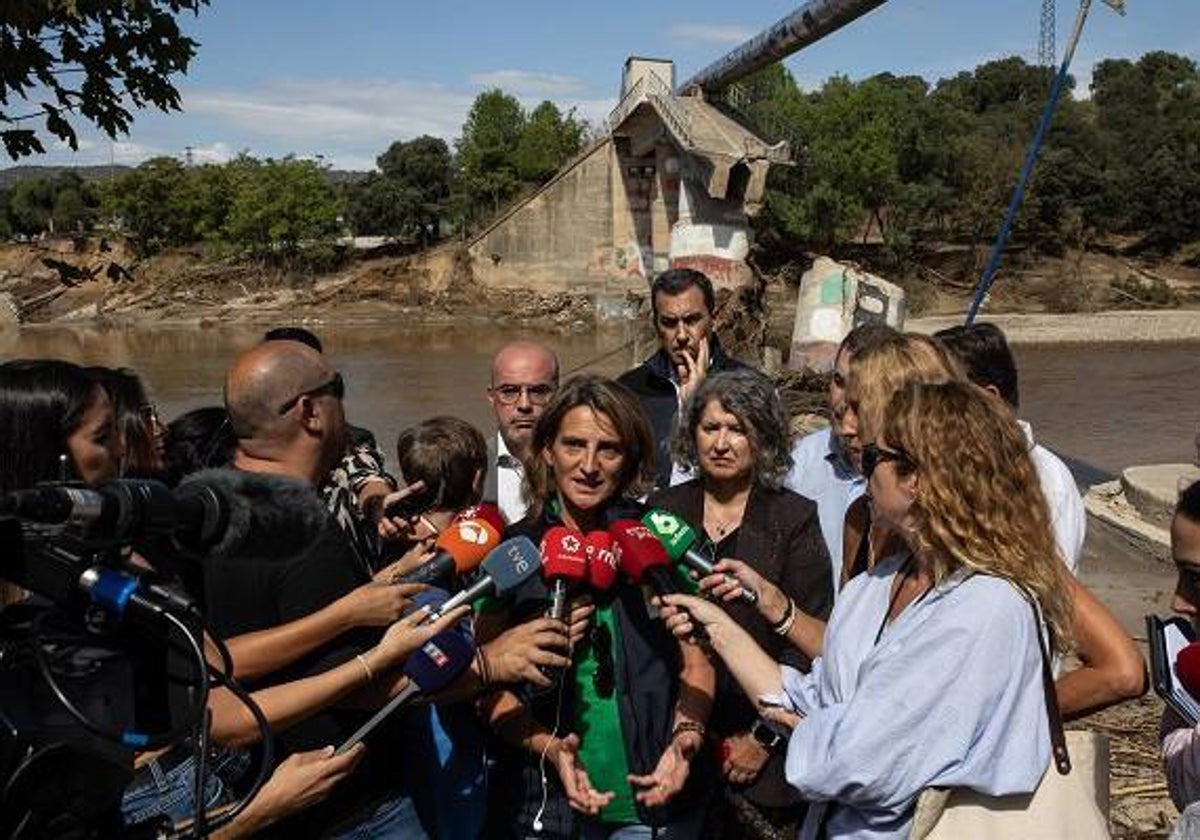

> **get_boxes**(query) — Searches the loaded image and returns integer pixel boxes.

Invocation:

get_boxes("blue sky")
[10,0,1195,172]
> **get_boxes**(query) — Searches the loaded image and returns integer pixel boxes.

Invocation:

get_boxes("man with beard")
[619,268,747,490]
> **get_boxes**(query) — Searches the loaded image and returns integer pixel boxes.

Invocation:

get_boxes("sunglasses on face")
[491,384,555,406]
[277,371,345,415]
[861,442,914,479]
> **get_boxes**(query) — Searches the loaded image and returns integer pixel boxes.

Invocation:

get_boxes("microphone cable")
[532,608,572,835]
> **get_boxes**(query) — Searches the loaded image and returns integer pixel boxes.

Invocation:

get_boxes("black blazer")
[649,478,834,809]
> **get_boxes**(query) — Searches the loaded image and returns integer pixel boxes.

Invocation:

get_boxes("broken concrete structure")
[466,57,790,297]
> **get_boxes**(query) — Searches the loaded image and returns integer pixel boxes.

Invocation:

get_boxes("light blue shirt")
[783,428,865,592]
[771,554,1051,840]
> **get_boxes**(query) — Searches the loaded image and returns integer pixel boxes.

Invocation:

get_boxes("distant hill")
[0,164,131,190]
[0,163,371,190]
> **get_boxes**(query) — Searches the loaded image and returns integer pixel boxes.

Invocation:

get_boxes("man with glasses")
[485,340,559,524]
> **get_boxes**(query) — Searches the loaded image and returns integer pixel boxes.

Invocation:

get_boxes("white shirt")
[783,428,865,594]
[769,554,1051,839]
[1021,421,1085,575]
[495,433,528,525]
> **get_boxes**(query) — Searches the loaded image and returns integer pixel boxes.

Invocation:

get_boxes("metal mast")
[1038,0,1056,67]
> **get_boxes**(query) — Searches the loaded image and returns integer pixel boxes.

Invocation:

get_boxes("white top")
[766,553,1051,839]
[783,428,865,594]
[1021,421,1085,575]
[494,433,528,525]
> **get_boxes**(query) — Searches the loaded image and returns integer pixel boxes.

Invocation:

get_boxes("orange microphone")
[394,517,502,586]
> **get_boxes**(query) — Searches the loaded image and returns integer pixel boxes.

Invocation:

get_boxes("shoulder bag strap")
[1027,593,1072,775]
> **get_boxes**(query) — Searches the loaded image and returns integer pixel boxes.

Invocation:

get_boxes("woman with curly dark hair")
[650,368,833,839]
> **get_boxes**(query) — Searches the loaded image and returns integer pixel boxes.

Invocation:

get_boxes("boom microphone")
[428,537,542,621]
[641,509,757,604]
[540,527,588,622]
[395,518,501,586]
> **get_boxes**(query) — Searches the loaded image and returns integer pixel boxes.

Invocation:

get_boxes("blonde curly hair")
[881,379,1074,652]
[847,333,964,444]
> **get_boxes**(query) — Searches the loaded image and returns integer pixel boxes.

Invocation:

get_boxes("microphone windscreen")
[179,468,329,559]
[540,527,588,584]
[402,628,476,694]
[609,520,670,584]
[641,509,698,562]
[457,503,505,535]
[584,531,618,591]
[480,537,542,596]
[435,518,501,573]
[1177,642,1200,699]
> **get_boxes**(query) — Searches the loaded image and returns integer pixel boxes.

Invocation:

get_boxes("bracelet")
[475,646,493,689]
[671,720,706,743]
[355,653,376,683]
[771,597,797,636]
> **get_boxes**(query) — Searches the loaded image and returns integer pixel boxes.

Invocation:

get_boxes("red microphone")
[609,520,679,597]
[456,503,505,536]
[540,526,588,622]
[584,531,618,592]
[1177,642,1200,699]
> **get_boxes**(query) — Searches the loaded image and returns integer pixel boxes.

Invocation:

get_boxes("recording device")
[427,537,542,621]
[383,482,441,520]
[610,520,708,640]
[583,530,618,592]
[1147,614,1200,724]
[1180,642,1200,701]
[394,518,501,586]
[641,508,758,605]
[540,527,588,623]
[336,589,477,755]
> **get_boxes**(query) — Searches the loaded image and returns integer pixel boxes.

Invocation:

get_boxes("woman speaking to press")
[660,380,1071,839]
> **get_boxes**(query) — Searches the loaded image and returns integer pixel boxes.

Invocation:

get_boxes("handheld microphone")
[584,531,618,592]
[337,590,477,755]
[540,527,588,622]
[428,537,542,621]
[395,518,501,586]
[610,519,708,640]
[1178,642,1200,700]
[641,508,757,605]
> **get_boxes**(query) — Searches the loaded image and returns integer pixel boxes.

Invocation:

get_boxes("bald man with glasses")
[485,340,559,524]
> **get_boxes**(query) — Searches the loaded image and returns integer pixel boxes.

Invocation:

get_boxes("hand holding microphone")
[641,509,758,605]
[610,520,709,642]
[391,517,501,586]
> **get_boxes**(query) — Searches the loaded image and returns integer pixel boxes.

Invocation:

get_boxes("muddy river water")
[3,323,1198,480]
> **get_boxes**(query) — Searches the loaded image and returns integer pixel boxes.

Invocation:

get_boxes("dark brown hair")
[396,416,488,512]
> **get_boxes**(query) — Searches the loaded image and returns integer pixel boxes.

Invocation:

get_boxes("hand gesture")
[370,603,471,671]
[628,731,699,807]
[482,617,571,688]
[677,335,710,408]
[550,734,615,815]
[337,581,427,627]
[248,744,365,823]
[373,544,436,583]
[376,481,427,542]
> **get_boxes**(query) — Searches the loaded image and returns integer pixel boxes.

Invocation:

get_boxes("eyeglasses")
[490,383,555,406]
[277,371,345,415]
[862,442,915,479]
[590,623,614,699]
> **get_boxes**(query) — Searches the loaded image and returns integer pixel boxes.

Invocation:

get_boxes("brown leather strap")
[1028,595,1072,775]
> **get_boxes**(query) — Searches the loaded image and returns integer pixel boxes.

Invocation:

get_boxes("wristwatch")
[750,718,786,753]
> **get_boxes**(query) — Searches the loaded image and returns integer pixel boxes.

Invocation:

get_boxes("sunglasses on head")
[862,442,915,479]
[278,371,345,415]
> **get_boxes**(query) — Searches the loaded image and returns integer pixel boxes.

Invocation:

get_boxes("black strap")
[1027,594,1072,775]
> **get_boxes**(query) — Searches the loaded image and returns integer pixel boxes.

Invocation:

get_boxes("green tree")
[99,156,190,252]
[7,175,55,235]
[513,101,584,182]
[455,89,526,220]
[376,135,453,242]
[223,157,343,263]
[1,1,210,160]
[345,174,420,238]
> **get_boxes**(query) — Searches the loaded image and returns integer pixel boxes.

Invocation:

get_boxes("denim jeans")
[580,822,665,840]
[120,746,250,829]
[329,793,429,840]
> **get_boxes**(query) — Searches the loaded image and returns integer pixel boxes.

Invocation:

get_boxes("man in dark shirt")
[211,339,425,837]
[618,268,748,489]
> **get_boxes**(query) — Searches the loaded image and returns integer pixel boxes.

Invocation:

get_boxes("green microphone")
[640,508,758,605]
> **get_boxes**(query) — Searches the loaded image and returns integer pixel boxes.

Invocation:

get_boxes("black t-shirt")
[203,482,411,835]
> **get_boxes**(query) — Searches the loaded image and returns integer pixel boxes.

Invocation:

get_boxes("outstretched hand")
[549,734,615,815]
